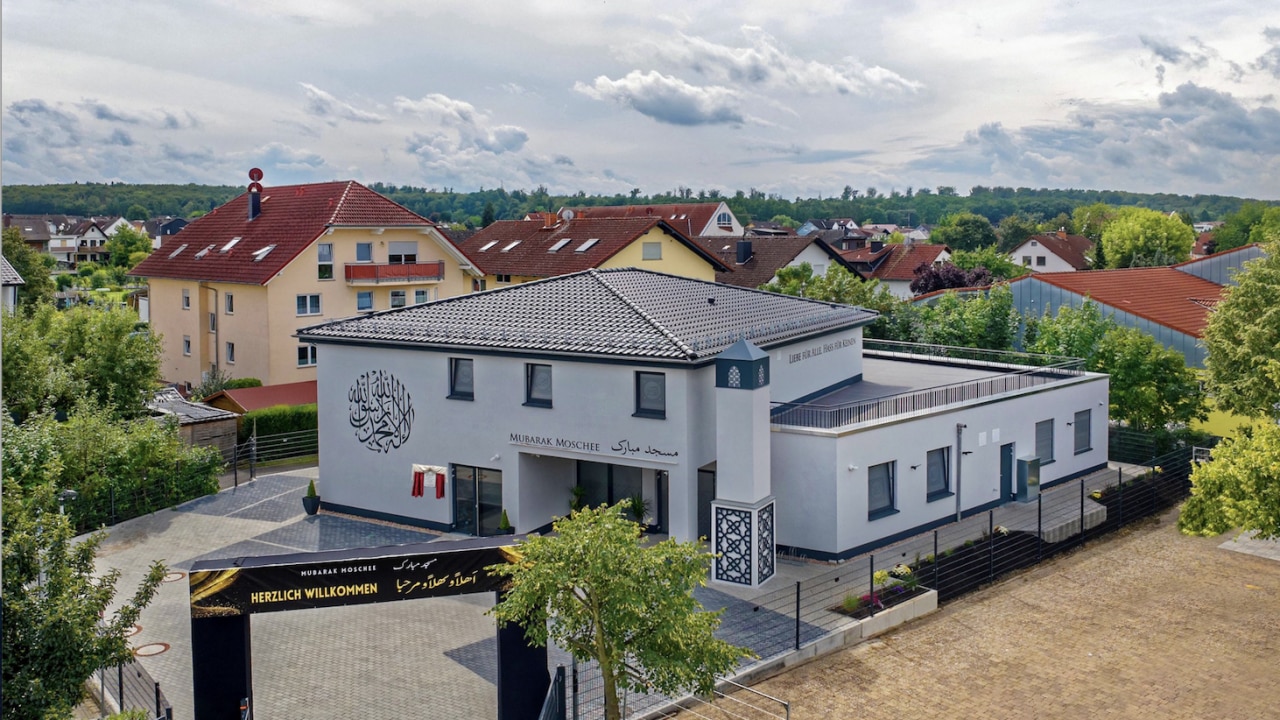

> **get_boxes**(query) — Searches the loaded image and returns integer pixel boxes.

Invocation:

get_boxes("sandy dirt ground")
[690,507,1280,720]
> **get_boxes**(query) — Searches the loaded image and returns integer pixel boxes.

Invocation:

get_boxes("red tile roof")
[693,235,858,288]
[1192,232,1215,256]
[1019,267,1226,337]
[1022,232,1094,270]
[561,203,729,237]
[203,380,317,413]
[840,243,950,281]
[457,217,728,277]
[128,181,437,285]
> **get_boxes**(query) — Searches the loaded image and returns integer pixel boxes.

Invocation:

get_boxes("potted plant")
[302,479,321,515]
[570,485,586,513]
[497,509,514,535]
[625,493,651,526]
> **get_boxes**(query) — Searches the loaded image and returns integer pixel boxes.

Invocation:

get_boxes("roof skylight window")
[251,245,276,262]
[501,241,522,252]
[194,244,215,259]
[167,243,189,259]
[548,238,572,252]
[479,240,499,252]
[220,236,242,253]
[575,238,599,253]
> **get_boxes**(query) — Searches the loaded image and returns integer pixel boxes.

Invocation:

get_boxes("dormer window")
[717,212,732,226]
[548,238,571,252]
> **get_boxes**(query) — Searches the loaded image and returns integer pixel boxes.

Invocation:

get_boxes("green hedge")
[225,377,263,389]
[238,403,317,442]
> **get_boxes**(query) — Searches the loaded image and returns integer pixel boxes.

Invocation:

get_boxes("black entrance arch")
[188,535,547,720]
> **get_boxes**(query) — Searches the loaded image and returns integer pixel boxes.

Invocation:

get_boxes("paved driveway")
[96,470,501,720]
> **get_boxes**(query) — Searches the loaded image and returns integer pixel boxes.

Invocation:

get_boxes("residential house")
[144,216,189,248]
[1008,231,1094,272]
[840,240,952,298]
[693,235,862,288]
[3,213,75,254]
[861,223,901,236]
[455,215,729,287]
[744,221,794,237]
[300,268,1108,582]
[560,202,745,237]
[62,219,112,266]
[1191,232,1216,259]
[1193,221,1224,234]
[128,178,483,389]
[904,225,933,243]
[2,256,25,311]
[797,219,858,237]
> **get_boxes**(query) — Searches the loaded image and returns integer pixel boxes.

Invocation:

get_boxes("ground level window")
[1036,419,1055,464]
[1073,409,1092,454]
[868,461,896,519]
[926,447,950,500]
[297,345,317,367]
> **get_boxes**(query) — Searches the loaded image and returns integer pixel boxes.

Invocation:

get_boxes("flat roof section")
[809,358,1008,406]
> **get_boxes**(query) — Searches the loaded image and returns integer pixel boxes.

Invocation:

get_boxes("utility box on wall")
[1016,455,1041,502]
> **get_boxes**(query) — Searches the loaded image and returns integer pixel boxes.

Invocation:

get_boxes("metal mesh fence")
[92,659,173,720]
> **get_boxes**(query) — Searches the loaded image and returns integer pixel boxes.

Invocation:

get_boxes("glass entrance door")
[454,464,503,536]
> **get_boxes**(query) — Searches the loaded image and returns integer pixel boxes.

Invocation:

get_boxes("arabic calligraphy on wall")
[348,370,415,453]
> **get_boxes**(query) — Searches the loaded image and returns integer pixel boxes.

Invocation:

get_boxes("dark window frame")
[449,358,474,401]
[634,371,666,419]
[868,461,897,520]
[524,363,552,408]
[1036,419,1055,465]
[1073,409,1092,454]
[926,447,952,501]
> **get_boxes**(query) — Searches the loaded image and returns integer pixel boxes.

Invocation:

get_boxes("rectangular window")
[642,242,662,260]
[1036,419,1055,464]
[226,342,236,364]
[525,363,552,407]
[495,274,512,283]
[388,241,417,264]
[296,294,321,316]
[414,289,429,304]
[297,345,317,367]
[634,371,666,418]
[317,242,334,279]
[182,288,190,309]
[182,335,191,356]
[390,290,406,308]
[208,312,217,333]
[868,462,896,519]
[1022,256,1032,266]
[225,293,234,314]
[356,242,373,262]
[357,291,373,312]
[449,358,474,400]
[1036,256,1046,267]
[1074,409,1092,454]
[926,447,951,500]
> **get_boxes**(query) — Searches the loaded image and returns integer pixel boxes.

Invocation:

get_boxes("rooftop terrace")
[771,340,1089,430]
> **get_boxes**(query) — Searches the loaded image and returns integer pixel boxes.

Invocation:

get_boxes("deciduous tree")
[2,226,56,307]
[909,264,991,295]
[1179,422,1280,540]
[103,225,152,269]
[951,245,1031,282]
[1203,241,1280,419]
[2,478,165,720]
[1093,327,1205,431]
[1099,207,1194,268]
[930,212,998,252]
[487,504,749,720]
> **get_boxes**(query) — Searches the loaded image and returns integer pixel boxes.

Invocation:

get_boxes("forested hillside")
[2,181,1270,228]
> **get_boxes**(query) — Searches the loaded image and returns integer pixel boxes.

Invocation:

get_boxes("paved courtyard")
[701,507,1280,720]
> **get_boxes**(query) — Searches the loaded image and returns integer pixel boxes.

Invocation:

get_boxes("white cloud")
[574,71,745,126]
[299,83,385,124]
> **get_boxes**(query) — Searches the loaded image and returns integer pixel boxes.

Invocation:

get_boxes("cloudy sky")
[4,0,1280,199]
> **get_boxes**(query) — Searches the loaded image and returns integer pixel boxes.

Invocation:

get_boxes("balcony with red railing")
[344,261,445,285]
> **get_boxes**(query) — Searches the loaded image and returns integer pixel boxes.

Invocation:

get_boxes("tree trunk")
[601,659,622,720]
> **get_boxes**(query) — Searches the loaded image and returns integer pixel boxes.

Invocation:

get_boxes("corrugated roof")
[1017,267,1227,337]
[298,268,877,362]
[203,380,317,413]
[457,217,728,277]
[127,181,438,285]
[148,389,239,424]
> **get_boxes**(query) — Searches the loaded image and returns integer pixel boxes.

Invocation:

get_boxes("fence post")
[234,441,239,489]
[794,581,801,651]
[869,555,876,617]
[571,655,579,720]
[1079,478,1085,542]
[1037,494,1042,563]
[99,667,106,718]
[110,486,117,527]
[988,510,995,584]
[249,420,257,480]
[1117,466,1123,525]
[154,681,162,718]
[933,530,939,591]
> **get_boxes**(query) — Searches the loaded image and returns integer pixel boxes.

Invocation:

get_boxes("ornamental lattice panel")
[757,502,775,583]
[714,507,752,585]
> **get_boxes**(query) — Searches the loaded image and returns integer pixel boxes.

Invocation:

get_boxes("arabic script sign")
[349,370,414,453]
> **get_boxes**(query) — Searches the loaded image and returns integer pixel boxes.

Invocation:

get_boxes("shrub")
[224,377,263,389]
[238,403,317,442]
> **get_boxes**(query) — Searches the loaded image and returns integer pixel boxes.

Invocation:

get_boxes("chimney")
[1057,227,1067,239]
[247,168,264,221]
[736,239,753,265]
[870,239,884,253]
